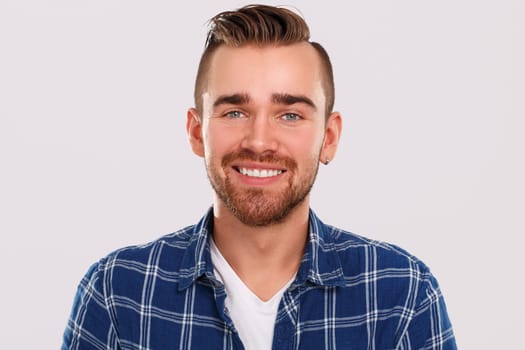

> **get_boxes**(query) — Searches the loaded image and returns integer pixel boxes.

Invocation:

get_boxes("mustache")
[221,149,297,170]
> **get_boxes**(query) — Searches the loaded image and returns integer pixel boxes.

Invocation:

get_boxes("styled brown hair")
[193,4,335,117]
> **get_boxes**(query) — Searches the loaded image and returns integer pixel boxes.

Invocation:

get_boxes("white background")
[1,1,523,348]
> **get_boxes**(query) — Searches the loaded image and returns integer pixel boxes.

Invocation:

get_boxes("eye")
[225,110,245,119]
[281,113,301,121]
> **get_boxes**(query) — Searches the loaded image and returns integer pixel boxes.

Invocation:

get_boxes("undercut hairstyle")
[193,4,335,118]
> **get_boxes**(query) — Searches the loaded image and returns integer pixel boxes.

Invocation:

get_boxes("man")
[63,5,456,349]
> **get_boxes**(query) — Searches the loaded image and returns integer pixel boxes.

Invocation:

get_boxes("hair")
[193,4,335,117]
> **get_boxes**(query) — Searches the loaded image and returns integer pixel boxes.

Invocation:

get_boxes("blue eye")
[225,111,244,119]
[281,113,301,121]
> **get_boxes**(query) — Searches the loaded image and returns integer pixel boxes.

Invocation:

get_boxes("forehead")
[205,43,324,105]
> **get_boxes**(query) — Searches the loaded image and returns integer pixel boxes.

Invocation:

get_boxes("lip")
[230,161,287,186]
[231,161,287,171]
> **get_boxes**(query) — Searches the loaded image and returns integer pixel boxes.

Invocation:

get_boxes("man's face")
[189,43,337,227]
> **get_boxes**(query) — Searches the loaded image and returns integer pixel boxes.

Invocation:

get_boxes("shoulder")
[327,226,457,348]
[90,224,199,285]
[109,225,196,262]
[324,224,432,282]
[323,225,446,316]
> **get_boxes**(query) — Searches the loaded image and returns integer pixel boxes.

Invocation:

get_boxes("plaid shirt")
[62,208,456,349]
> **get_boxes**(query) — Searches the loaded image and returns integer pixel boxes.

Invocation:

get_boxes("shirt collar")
[295,209,346,287]
[177,208,346,291]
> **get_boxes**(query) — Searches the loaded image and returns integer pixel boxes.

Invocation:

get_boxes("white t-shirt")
[210,239,295,350]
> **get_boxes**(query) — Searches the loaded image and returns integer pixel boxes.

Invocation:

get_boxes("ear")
[320,111,342,164]
[186,108,205,158]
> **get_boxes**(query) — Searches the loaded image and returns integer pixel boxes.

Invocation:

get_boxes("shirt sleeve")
[399,272,457,350]
[62,261,120,350]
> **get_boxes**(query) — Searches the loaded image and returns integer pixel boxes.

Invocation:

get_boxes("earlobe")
[187,108,205,157]
[320,112,342,165]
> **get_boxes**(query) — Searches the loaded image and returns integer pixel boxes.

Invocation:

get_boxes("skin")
[187,42,342,300]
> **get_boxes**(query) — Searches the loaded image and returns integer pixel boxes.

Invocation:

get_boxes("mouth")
[233,166,284,178]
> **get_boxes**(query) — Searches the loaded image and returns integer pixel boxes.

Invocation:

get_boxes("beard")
[206,149,320,227]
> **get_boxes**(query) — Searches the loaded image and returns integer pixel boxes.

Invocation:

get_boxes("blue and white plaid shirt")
[63,208,456,349]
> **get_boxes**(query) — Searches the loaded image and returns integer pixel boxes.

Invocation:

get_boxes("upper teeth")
[239,168,282,178]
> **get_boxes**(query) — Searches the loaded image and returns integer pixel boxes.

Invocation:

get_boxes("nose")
[240,114,279,153]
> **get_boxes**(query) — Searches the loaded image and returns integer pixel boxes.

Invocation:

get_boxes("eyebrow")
[213,93,250,107]
[213,92,317,110]
[271,93,317,110]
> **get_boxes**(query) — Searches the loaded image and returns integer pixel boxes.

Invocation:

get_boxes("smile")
[237,167,283,178]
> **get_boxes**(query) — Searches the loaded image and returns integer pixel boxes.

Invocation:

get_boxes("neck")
[212,197,310,300]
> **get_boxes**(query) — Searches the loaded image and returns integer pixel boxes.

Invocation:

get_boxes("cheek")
[203,125,239,159]
[286,129,324,159]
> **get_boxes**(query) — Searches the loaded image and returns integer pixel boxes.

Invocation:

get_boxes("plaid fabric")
[62,208,456,349]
